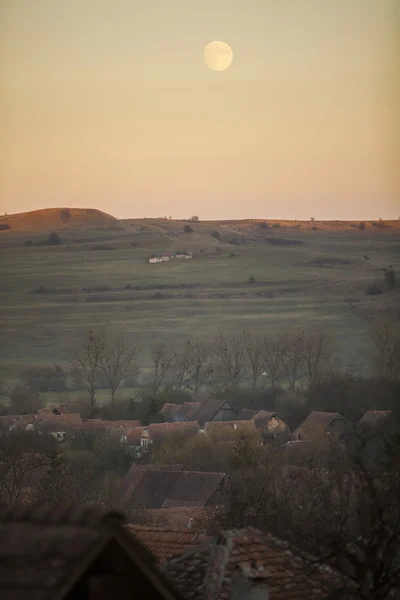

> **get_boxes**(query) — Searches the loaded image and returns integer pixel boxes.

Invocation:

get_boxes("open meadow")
[0,210,399,385]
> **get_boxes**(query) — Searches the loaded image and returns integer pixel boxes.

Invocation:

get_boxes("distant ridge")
[0,208,119,232]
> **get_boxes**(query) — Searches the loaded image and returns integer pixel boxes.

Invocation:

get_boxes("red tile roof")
[190,400,237,427]
[204,420,257,439]
[295,411,349,440]
[127,525,209,562]
[147,421,199,444]
[125,427,146,445]
[164,527,349,600]
[159,403,181,420]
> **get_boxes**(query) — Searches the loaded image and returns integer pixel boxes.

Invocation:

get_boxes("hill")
[0,208,120,232]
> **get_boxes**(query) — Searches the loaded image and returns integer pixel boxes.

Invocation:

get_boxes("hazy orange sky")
[1,0,399,220]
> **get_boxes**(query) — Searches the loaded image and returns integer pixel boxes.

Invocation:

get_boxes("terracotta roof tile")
[164,527,350,600]
[190,400,237,427]
[295,412,350,440]
[204,421,257,439]
[148,421,199,444]
[127,525,209,562]
[357,410,392,430]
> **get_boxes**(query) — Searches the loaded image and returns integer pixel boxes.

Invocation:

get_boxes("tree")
[299,330,335,388]
[211,230,220,240]
[21,364,66,393]
[184,224,193,235]
[100,338,139,408]
[190,215,199,222]
[9,384,41,415]
[279,331,306,391]
[150,341,175,395]
[368,319,400,382]
[66,329,106,415]
[188,339,216,393]
[261,334,285,393]
[208,434,400,600]
[171,340,194,392]
[0,431,59,504]
[47,232,61,245]
[246,333,265,389]
[214,331,250,388]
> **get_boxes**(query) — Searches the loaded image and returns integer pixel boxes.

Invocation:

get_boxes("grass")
[0,218,399,381]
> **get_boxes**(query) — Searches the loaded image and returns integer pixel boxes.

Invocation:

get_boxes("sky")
[1,0,399,220]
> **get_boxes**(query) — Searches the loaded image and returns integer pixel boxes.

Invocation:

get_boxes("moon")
[204,41,233,72]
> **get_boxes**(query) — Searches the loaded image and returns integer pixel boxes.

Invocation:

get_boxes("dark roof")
[177,402,202,421]
[124,464,184,490]
[357,410,392,430]
[159,403,181,421]
[254,410,277,428]
[127,526,209,562]
[191,400,237,427]
[0,503,180,600]
[295,411,349,439]
[125,470,227,509]
[237,409,258,420]
[163,527,348,600]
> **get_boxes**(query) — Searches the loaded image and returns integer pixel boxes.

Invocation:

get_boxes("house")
[163,526,349,600]
[295,411,352,441]
[122,426,146,458]
[141,422,200,451]
[159,403,182,421]
[124,469,230,510]
[237,409,291,440]
[159,402,202,423]
[0,503,181,600]
[124,464,185,492]
[127,525,209,563]
[191,399,238,427]
[149,256,163,263]
[204,420,258,441]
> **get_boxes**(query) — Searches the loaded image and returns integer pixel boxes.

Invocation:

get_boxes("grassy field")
[0,212,399,382]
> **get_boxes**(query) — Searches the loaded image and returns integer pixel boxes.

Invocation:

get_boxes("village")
[149,251,194,264]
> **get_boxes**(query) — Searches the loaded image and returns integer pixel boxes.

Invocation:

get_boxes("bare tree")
[210,434,400,600]
[246,333,265,389]
[213,331,250,389]
[189,339,216,393]
[368,319,400,381]
[261,334,285,393]
[172,340,195,392]
[100,338,139,408]
[299,329,335,388]
[150,341,175,395]
[66,329,106,415]
[279,331,306,391]
[0,431,60,504]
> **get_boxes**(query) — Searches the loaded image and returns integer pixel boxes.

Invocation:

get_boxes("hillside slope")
[0,208,119,232]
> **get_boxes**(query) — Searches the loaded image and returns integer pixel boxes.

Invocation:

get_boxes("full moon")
[203,41,233,72]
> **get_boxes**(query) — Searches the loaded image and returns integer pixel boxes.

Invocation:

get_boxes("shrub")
[9,384,42,414]
[0,223,10,230]
[384,268,396,291]
[211,231,221,240]
[248,275,256,284]
[364,255,370,260]
[311,226,318,231]
[60,208,71,220]
[48,232,61,245]
[184,224,193,235]
[258,221,269,229]
[365,285,383,296]
[358,222,366,231]
[272,223,281,229]
[21,365,66,393]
